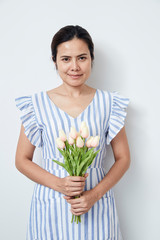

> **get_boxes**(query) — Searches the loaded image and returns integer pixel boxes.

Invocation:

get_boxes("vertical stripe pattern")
[15,89,129,240]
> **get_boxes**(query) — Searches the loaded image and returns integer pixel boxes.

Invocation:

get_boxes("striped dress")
[15,88,129,240]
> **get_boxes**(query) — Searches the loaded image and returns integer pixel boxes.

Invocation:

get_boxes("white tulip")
[80,121,87,133]
[59,129,67,141]
[68,136,74,145]
[76,136,84,148]
[56,138,65,149]
[90,136,100,148]
[86,136,94,148]
[69,126,78,139]
[81,126,89,138]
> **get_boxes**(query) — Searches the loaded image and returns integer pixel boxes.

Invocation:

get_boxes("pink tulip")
[69,126,78,139]
[81,126,89,138]
[59,129,67,141]
[76,136,84,148]
[68,136,74,145]
[56,138,65,149]
[90,136,100,148]
[86,136,94,148]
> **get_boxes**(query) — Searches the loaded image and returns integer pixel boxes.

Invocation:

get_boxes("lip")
[68,74,83,79]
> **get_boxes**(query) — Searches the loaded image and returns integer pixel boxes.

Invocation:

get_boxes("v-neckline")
[45,89,98,120]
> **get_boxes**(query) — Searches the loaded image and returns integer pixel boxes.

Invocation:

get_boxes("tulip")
[56,138,65,149]
[59,129,67,141]
[68,136,74,145]
[76,136,84,148]
[69,126,78,139]
[90,136,100,148]
[86,136,94,148]
[80,121,87,133]
[81,126,89,138]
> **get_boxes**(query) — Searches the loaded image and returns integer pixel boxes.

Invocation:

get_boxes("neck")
[60,83,89,98]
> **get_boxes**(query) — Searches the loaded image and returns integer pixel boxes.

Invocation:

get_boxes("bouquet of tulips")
[52,121,100,224]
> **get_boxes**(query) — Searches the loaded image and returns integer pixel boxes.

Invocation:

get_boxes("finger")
[68,184,84,190]
[67,198,81,204]
[63,196,73,200]
[70,181,85,187]
[69,186,84,190]
[64,192,81,197]
[71,192,82,196]
[67,184,82,188]
[71,211,84,216]
[70,203,82,208]
[70,176,86,182]
[84,173,89,178]
[71,208,85,215]
[72,206,85,211]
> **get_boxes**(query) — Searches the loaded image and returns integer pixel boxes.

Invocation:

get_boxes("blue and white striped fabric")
[15,88,129,240]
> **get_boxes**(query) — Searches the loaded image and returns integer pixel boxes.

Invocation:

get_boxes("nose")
[71,59,80,71]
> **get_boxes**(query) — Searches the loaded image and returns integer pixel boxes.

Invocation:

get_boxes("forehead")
[57,38,89,56]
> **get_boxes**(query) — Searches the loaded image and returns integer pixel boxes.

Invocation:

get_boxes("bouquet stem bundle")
[52,122,100,224]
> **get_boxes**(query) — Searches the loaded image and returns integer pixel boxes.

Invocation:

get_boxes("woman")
[15,25,130,240]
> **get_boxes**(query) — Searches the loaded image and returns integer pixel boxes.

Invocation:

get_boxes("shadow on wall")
[87,44,128,91]
[112,104,149,239]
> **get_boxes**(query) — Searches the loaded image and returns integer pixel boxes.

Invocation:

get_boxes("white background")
[0,0,160,239]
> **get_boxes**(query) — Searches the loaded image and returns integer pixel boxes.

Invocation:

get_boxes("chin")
[65,80,86,87]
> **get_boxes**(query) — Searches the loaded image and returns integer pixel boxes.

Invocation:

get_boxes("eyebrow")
[60,53,88,58]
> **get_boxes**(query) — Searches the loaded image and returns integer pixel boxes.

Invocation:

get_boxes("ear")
[52,58,58,70]
[54,62,58,70]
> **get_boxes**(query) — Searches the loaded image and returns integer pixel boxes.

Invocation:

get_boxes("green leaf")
[65,152,75,175]
[77,149,97,176]
[80,149,101,175]
[65,139,69,151]
[52,159,72,175]
[52,159,65,168]
[94,149,101,156]
[80,148,94,162]
[57,148,66,157]
[77,155,91,176]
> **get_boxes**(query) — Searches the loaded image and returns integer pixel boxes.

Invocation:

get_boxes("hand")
[59,173,89,197]
[63,188,97,216]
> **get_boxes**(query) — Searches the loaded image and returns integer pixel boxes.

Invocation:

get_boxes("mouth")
[68,74,83,79]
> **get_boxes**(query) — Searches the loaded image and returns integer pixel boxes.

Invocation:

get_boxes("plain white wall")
[0,0,160,239]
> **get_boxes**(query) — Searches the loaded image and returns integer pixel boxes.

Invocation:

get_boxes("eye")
[79,56,86,61]
[62,57,70,62]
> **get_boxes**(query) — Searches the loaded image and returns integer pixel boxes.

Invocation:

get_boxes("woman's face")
[55,38,92,87]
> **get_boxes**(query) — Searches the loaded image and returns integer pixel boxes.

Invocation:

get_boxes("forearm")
[16,158,61,192]
[93,157,130,201]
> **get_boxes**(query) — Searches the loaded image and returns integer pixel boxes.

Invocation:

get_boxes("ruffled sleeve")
[15,95,43,148]
[106,91,130,145]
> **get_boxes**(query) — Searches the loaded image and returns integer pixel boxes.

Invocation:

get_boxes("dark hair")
[51,25,94,65]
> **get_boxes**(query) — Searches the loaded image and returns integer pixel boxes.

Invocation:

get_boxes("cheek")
[57,63,68,73]
[83,62,91,74]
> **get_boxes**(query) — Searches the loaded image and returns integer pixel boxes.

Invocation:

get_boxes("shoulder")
[97,89,129,102]
[104,91,130,145]
[96,89,129,115]
[96,89,112,102]
[15,90,45,99]
[15,90,47,111]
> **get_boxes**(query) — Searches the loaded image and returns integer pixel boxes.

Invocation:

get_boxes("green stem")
[71,214,74,223]
[71,214,81,224]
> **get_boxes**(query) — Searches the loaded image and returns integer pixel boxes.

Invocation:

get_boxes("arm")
[15,124,62,191]
[15,124,87,196]
[93,126,130,200]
